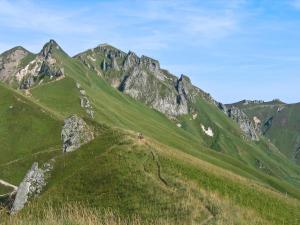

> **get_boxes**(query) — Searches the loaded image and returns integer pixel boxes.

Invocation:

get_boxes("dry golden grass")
[1,203,143,225]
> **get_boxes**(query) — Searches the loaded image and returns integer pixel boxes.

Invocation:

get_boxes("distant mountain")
[228,100,300,164]
[0,40,299,225]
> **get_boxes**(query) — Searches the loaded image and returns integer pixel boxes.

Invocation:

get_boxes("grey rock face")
[10,161,53,214]
[75,44,262,141]
[227,106,260,141]
[61,115,94,153]
[140,55,160,73]
[78,46,219,117]
[78,45,251,119]
[110,54,120,71]
[121,67,189,116]
[123,51,140,70]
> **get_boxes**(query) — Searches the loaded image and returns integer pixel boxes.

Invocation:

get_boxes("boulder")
[10,161,53,214]
[61,115,94,153]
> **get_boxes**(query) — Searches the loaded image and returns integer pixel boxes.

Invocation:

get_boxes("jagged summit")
[75,42,226,118]
[0,40,66,89]
[39,39,67,59]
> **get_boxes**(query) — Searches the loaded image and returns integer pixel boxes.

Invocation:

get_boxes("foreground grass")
[1,204,146,225]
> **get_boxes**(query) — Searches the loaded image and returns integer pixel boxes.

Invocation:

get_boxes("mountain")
[0,40,300,225]
[228,99,300,164]
[0,40,65,90]
[74,44,217,117]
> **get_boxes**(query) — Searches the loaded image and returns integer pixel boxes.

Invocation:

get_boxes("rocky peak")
[97,44,127,58]
[176,74,198,103]
[140,55,160,72]
[39,39,60,59]
[123,51,140,70]
[15,40,65,89]
[179,74,191,83]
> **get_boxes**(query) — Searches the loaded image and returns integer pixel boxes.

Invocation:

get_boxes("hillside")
[0,40,300,225]
[228,100,300,164]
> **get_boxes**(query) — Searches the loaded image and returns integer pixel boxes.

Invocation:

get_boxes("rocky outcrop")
[76,82,94,118]
[76,45,208,117]
[227,106,259,141]
[140,55,160,73]
[10,161,53,214]
[3,40,65,89]
[61,115,94,153]
[123,51,140,70]
[75,43,263,141]
[78,44,237,117]
[18,40,64,89]
[253,116,262,132]
[120,66,189,116]
[0,47,31,83]
[241,100,264,105]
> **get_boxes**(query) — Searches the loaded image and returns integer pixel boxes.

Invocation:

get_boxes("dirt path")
[0,179,18,191]
[0,179,18,197]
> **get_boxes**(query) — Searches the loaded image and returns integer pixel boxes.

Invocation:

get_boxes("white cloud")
[0,0,244,54]
[0,0,95,34]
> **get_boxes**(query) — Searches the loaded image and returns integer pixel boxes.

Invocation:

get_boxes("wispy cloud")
[0,0,244,54]
[0,0,95,34]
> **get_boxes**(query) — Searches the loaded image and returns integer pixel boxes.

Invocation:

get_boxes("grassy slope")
[233,101,300,164]
[9,128,299,225]
[0,83,62,184]
[76,45,300,187]
[29,47,300,194]
[0,45,300,224]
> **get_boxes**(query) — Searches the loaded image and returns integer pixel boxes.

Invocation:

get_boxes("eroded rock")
[76,83,94,118]
[10,161,54,214]
[61,115,94,153]
[227,106,259,141]
[0,47,30,83]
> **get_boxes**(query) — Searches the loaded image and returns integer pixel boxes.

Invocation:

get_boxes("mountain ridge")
[1,39,300,224]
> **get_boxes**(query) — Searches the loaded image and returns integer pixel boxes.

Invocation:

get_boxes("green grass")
[234,101,300,164]
[17,53,36,69]
[1,44,300,224]
[0,83,62,184]
[0,185,12,195]
[28,48,300,194]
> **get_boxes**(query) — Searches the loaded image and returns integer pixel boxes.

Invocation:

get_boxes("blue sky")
[0,0,300,103]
